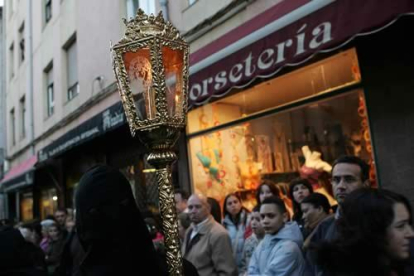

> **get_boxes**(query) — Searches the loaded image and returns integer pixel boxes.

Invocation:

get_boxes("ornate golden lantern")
[111,9,189,275]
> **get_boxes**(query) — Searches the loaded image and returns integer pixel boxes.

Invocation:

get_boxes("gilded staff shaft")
[156,166,184,276]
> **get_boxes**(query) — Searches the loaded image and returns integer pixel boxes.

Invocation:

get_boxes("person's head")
[260,196,288,235]
[256,180,280,205]
[48,224,61,241]
[289,178,313,204]
[177,212,191,241]
[339,188,414,263]
[251,205,265,238]
[207,197,222,223]
[65,216,75,233]
[40,219,55,238]
[331,155,370,205]
[301,193,330,230]
[224,193,242,218]
[188,193,210,224]
[288,178,314,221]
[75,165,157,257]
[55,208,68,226]
[174,189,189,214]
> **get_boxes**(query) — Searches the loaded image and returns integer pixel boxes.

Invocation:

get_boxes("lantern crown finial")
[118,8,184,45]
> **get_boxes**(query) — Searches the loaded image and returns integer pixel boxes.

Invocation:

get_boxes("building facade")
[0,6,6,219]
[1,0,414,221]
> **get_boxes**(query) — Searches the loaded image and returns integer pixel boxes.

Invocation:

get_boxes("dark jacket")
[0,226,47,276]
[57,229,85,276]
[405,240,414,276]
[306,216,337,276]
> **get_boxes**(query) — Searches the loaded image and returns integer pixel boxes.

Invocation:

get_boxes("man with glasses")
[306,155,370,276]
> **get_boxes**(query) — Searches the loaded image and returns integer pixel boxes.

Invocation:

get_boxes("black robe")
[0,226,47,276]
[74,165,198,276]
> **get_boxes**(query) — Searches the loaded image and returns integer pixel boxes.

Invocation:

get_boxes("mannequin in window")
[300,146,337,206]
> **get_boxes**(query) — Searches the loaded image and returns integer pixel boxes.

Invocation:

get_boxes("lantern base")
[136,125,182,151]
[147,150,177,168]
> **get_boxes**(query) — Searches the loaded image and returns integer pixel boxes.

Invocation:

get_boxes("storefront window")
[187,48,375,209]
[20,192,33,221]
[40,188,58,219]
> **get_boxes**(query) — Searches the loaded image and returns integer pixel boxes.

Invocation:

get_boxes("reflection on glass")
[162,46,184,118]
[123,50,156,120]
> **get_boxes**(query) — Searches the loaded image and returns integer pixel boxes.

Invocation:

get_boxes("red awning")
[0,156,37,191]
[188,0,414,107]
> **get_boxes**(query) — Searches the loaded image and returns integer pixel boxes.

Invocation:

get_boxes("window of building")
[45,65,54,116]
[9,43,15,79]
[19,23,25,64]
[8,0,15,18]
[40,188,58,220]
[45,0,52,23]
[187,48,375,208]
[126,0,156,18]
[188,0,198,6]
[126,0,139,18]
[139,0,156,14]
[66,39,79,101]
[20,96,26,139]
[20,192,33,222]
[10,108,16,146]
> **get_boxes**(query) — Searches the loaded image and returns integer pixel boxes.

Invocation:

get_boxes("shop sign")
[189,22,332,104]
[188,0,414,107]
[38,102,126,162]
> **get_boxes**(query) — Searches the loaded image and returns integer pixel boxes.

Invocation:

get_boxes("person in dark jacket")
[316,188,414,276]
[75,165,198,276]
[306,155,370,276]
[57,227,85,276]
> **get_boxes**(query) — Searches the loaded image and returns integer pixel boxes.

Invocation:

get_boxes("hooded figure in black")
[0,225,47,276]
[75,165,162,275]
[75,165,199,276]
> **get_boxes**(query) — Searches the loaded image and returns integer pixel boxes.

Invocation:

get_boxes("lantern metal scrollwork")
[111,9,189,276]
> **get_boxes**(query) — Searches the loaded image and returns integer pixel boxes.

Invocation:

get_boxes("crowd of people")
[175,156,414,276]
[0,207,85,276]
[0,155,413,276]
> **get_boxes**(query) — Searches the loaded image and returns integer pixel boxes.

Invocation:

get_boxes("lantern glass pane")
[162,46,184,118]
[123,49,156,120]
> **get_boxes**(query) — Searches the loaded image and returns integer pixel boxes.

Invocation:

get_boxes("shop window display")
[20,192,33,221]
[40,188,58,219]
[187,49,375,208]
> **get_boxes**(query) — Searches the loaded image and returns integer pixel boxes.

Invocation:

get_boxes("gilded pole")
[147,151,183,275]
